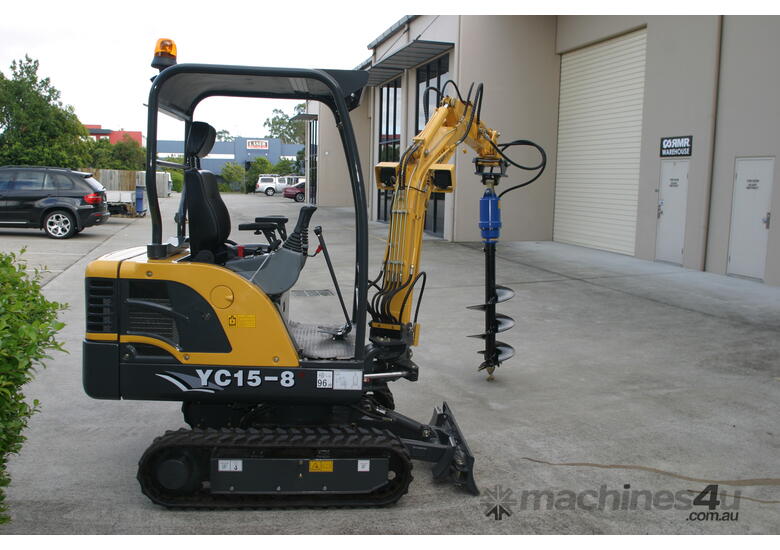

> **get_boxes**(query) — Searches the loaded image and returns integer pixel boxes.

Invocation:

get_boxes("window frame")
[414,53,451,237]
[376,76,402,223]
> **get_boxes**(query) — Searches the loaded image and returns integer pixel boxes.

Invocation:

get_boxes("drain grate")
[291,289,334,297]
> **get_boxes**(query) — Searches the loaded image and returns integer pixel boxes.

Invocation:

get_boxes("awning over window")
[366,40,453,86]
[290,113,318,121]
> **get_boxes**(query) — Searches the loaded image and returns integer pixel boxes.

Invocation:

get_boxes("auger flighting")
[469,138,547,380]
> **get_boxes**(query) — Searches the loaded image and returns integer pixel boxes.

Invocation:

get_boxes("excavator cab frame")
[143,63,371,360]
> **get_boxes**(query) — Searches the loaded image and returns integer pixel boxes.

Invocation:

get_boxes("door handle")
[762,212,771,229]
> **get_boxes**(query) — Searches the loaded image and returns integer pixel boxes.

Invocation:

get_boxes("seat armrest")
[238,222,280,232]
[254,215,289,224]
[254,216,288,239]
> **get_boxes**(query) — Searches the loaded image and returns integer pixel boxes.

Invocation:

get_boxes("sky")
[0,1,396,141]
[2,2,766,143]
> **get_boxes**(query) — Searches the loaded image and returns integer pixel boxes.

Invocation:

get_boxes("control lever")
[283,206,317,256]
[313,225,352,339]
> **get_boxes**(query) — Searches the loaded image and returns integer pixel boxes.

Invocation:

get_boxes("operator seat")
[184,122,231,264]
[183,121,315,297]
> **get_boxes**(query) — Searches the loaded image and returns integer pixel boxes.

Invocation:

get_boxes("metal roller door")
[553,29,647,255]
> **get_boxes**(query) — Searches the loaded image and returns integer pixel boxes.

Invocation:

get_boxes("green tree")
[111,136,146,170]
[246,156,273,193]
[273,158,296,175]
[0,56,88,167]
[84,136,146,171]
[216,129,234,142]
[263,103,305,144]
[84,139,119,169]
[220,162,245,192]
[295,148,305,175]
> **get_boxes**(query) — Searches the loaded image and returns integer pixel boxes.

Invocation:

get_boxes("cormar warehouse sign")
[660,136,692,157]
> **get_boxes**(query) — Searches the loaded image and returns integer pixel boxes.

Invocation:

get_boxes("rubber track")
[137,426,413,509]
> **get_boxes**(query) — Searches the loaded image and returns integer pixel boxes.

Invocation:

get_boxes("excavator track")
[137,426,413,509]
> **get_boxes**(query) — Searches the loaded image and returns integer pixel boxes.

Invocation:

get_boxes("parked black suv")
[0,166,110,238]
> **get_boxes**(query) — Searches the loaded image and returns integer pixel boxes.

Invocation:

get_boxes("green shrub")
[0,250,65,524]
[170,170,183,193]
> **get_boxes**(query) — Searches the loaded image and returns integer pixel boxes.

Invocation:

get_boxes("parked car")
[283,181,306,202]
[255,174,281,195]
[255,175,302,196]
[0,166,109,238]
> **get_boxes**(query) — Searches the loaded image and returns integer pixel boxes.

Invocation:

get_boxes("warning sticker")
[333,369,362,390]
[227,314,256,328]
[218,459,243,472]
[309,460,334,473]
[357,459,370,472]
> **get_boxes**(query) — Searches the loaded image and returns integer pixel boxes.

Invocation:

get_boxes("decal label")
[309,460,333,473]
[218,459,243,472]
[315,370,361,390]
[333,369,362,390]
[227,314,256,328]
[316,370,334,389]
[357,459,370,472]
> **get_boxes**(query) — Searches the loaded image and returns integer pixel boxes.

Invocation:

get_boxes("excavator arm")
[370,90,502,336]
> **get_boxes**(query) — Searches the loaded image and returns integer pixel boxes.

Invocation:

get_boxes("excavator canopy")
[153,64,368,120]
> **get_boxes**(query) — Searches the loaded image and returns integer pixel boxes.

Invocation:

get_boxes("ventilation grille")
[127,297,178,344]
[86,278,117,333]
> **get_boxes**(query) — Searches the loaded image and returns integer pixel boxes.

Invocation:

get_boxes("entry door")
[0,170,13,221]
[655,159,689,264]
[727,157,775,280]
[5,169,48,223]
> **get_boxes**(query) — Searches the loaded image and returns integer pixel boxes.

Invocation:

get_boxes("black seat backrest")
[183,122,231,262]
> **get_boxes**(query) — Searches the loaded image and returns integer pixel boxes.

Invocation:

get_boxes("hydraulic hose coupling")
[479,188,501,243]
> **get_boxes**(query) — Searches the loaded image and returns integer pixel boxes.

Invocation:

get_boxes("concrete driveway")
[1,193,778,534]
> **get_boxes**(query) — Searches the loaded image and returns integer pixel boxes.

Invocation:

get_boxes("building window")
[416,54,450,237]
[307,120,318,204]
[376,77,401,223]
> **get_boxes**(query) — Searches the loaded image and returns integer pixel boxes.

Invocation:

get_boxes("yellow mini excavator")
[82,39,545,508]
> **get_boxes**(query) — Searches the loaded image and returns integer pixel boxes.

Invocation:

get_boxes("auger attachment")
[469,160,516,380]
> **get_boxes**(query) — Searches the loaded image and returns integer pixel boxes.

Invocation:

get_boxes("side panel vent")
[86,278,117,333]
[127,297,179,344]
[125,280,179,346]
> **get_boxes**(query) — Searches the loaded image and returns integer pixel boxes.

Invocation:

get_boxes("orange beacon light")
[152,38,177,71]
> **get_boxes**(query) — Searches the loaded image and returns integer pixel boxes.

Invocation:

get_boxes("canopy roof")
[152,64,369,120]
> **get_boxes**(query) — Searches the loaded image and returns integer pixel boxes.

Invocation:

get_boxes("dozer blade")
[429,402,479,495]
[467,313,515,337]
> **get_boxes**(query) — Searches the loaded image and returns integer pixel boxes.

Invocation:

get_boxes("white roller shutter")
[553,29,647,255]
